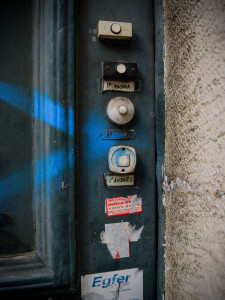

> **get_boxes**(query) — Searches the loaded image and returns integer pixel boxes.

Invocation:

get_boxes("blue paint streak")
[0,82,74,137]
[68,106,74,138]
[0,82,32,115]
[34,148,67,187]
[0,148,74,204]
[33,88,68,135]
[0,81,75,204]
[83,112,115,159]
[0,166,32,206]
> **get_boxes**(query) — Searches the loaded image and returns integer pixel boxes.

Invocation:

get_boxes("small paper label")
[81,268,143,300]
[105,174,135,186]
[106,195,142,217]
[102,80,135,92]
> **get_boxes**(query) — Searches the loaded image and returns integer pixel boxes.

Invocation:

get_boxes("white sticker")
[105,174,135,187]
[100,222,144,259]
[81,268,143,300]
[102,80,135,92]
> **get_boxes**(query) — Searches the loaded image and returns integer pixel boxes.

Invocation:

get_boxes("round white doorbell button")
[106,97,134,125]
[118,105,128,115]
[110,23,121,34]
[116,63,126,74]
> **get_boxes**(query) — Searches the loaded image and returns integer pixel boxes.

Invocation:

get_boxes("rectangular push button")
[98,20,132,40]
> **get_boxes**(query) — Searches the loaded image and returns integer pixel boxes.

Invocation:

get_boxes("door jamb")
[154,1,166,299]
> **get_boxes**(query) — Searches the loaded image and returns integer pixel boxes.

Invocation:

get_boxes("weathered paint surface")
[164,0,225,299]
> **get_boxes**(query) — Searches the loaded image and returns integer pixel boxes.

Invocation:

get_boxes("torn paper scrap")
[100,222,144,259]
[129,224,144,242]
[100,222,129,259]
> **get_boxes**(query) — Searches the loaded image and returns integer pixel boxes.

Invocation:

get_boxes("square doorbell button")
[108,146,136,174]
[117,154,130,167]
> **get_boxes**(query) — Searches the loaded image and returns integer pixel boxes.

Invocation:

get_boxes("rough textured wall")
[164,0,225,299]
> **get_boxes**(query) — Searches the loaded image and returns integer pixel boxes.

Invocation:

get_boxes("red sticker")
[106,195,142,217]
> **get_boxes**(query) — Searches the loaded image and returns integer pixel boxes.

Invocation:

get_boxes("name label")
[105,174,135,187]
[102,80,135,92]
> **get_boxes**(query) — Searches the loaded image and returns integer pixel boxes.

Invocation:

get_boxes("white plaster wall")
[163,0,225,299]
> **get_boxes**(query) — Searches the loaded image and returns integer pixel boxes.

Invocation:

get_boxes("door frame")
[154,0,166,299]
[0,0,76,295]
[0,0,165,297]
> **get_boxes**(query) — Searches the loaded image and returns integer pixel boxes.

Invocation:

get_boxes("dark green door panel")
[0,0,165,298]
[77,0,156,299]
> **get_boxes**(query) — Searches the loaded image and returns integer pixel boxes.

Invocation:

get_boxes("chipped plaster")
[164,0,225,299]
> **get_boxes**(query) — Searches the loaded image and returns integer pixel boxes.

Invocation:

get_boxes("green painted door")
[76,0,157,299]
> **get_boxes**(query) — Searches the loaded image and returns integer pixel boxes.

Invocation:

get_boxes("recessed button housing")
[108,146,136,174]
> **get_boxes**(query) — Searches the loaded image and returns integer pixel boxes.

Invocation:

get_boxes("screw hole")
[122,169,125,172]
[122,148,125,151]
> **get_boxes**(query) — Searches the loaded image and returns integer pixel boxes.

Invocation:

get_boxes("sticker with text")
[105,195,142,217]
[81,268,143,300]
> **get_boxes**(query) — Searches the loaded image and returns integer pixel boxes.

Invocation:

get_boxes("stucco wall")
[163,0,225,299]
